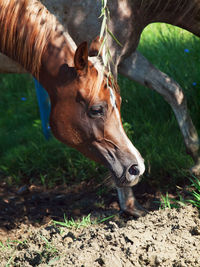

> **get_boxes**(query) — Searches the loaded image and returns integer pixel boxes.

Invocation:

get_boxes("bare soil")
[0,181,200,266]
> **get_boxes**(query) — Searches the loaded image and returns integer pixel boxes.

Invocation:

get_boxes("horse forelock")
[89,56,104,76]
[88,56,119,108]
[87,56,104,101]
[0,0,61,78]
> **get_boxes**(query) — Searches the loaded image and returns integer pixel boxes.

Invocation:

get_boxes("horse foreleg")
[116,187,147,217]
[119,51,200,175]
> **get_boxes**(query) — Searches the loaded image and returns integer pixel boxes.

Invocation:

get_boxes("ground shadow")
[0,178,160,232]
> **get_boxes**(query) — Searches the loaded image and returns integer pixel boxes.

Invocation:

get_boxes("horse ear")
[89,36,103,57]
[74,41,88,73]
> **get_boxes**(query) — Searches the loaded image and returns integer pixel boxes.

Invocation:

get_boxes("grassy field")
[0,23,200,197]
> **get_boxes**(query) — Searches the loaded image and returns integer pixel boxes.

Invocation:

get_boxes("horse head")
[42,38,145,187]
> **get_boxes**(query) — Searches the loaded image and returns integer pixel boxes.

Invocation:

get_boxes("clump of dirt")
[1,205,200,266]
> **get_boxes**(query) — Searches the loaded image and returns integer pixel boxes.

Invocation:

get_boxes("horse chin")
[113,174,141,188]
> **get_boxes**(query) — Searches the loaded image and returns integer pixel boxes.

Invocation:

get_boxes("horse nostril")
[128,164,140,176]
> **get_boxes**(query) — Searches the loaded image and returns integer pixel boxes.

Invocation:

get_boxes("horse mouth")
[111,172,141,188]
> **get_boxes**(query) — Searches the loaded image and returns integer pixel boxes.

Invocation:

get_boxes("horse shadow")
[0,179,160,233]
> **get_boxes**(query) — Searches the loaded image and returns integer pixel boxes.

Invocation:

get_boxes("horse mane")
[0,0,61,78]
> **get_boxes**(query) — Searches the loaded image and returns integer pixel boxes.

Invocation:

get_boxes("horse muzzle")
[89,141,145,187]
[111,162,144,188]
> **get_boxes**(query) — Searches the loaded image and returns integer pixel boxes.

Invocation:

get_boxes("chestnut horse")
[0,0,145,216]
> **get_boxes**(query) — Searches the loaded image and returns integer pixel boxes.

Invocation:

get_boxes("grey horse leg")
[119,51,200,175]
[116,187,147,217]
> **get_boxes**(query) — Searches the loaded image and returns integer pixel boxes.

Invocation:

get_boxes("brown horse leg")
[116,187,147,217]
[119,51,200,175]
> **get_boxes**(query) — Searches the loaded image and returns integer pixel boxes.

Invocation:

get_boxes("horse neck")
[0,0,76,80]
[140,0,200,37]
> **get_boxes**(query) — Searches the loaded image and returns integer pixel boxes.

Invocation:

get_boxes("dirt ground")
[0,180,200,266]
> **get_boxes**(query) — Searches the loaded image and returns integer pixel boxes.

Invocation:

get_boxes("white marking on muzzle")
[126,137,145,175]
[115,108,145,175]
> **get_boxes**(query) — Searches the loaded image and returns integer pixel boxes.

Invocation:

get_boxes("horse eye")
[89,105,104,118]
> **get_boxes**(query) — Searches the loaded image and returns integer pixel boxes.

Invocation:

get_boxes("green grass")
[53,213,116,230]
[158,191,186,209]
[156,176,200,210]
[0,23,200,205]
[53,214,94,229]
[187,176,200,208]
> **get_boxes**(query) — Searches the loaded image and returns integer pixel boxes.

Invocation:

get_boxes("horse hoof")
[190,164,200,177]
[123,202,148,218]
